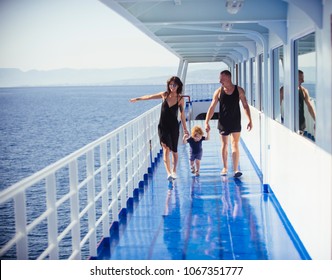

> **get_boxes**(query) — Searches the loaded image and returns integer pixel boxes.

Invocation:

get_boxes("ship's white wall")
[242,108,331,260]
[269,119,331,260]
[241,107,262,170]
[242,2,332,260]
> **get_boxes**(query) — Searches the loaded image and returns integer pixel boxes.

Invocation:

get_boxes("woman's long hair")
[165,76,183,97]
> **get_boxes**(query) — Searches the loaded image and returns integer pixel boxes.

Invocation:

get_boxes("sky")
[0,0,181,71]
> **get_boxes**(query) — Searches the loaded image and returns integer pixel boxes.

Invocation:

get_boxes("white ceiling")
[99,0,319,66]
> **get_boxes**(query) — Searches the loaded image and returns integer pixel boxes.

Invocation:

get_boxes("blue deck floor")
[96,121,308,260]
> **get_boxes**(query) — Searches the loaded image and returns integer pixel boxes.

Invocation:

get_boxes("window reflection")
[294,33,316,141]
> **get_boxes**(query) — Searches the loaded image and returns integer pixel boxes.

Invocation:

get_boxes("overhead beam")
[285,0,323,28]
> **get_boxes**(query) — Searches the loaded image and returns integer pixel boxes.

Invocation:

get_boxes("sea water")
[0,85,163,191]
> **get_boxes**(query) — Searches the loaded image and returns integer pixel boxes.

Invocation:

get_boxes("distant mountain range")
[0,66,222,87]
[0,66,315,87]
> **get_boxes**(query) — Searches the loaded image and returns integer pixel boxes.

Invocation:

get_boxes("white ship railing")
[0,104,161,260]
[185,83,219,101]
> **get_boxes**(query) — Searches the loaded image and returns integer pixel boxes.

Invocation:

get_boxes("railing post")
[86,150,97,256]
[127,126,134,197]
[69,160,81,259]
[14,192,28,259]
[100,142,110,238]
[137,119,144,178]
[110,136,118,222]
[119,130,126,209]
[152,107,160,157]
[143,115,149,173]
[46,173,59,259]
[132,122,139,188]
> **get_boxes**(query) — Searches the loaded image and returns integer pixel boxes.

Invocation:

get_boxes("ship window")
[245,61,251,104]
[272,46,284,123]
[258,53,264,111]
[242,62,246,89]
[251,57,256,106]
[294,32,316,141]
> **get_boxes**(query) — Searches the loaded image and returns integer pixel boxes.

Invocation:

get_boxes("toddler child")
[183,125,210,176]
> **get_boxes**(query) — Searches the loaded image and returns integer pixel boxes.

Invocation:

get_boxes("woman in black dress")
[130,76,189,181]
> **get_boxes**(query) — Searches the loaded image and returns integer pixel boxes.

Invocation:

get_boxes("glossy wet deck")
[96,121,308,260]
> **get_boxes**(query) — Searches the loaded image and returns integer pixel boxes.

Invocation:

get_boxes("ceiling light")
[225,0,244,14]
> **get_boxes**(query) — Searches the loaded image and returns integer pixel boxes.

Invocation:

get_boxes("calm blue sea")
[0,85,163,191]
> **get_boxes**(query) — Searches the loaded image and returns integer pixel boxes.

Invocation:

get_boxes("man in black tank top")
[205,70,253,178]
[298,70,316,135]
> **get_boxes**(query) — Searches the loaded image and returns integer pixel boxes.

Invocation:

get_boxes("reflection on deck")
[94,121,309,260]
